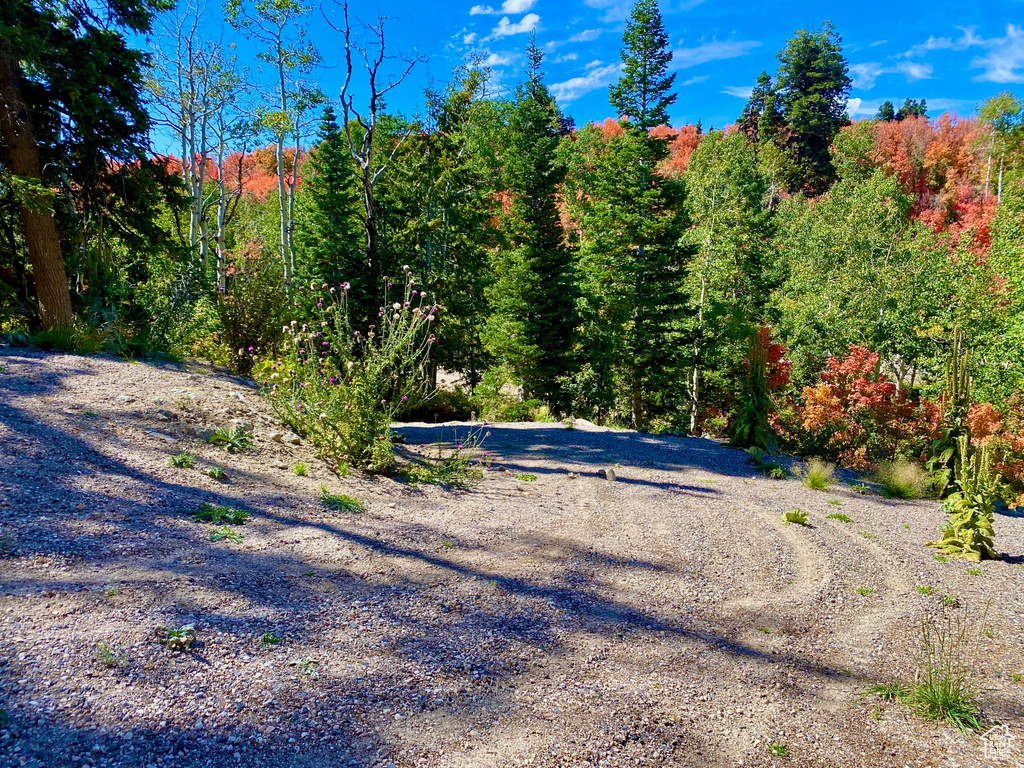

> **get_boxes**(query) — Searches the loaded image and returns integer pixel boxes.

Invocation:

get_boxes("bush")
[795,458,836,490]
[873,459,932,499]
[399,387,478,422]
[218,240,287,374]
[498,398,545,422]
[778,346,936,469]
[258,267,434,473]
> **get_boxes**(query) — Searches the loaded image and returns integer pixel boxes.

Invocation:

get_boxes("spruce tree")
[608,0,677,131]
[875,100,896,122]
[294,107,363,318]
[773,22,852,193]
[483,36,576,410]
[740,72,783,144]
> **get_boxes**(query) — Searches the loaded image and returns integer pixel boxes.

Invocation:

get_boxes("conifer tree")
[294,107,362,311]
[608,0,677,131]
[483,36,576,410]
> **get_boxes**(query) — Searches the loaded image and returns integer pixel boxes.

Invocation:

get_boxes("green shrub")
[155,624,196,651]
[731,328,775,451]
[399,387,478,422]
[320,487,365,513]
[217,240,286,375]
[294,462,307,477]
[258,268,434,473]
[795,458,836,490]
[403,426,489,489]
[873,459,931,499]
[498,398,545,422]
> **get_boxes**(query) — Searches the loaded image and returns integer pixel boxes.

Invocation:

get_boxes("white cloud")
[850,60,932,89]
[483,52,517,67]
[680,74,709,86]
[485,13,540,40]
[570,29,601,43]
[463,32,478,45]
[551,62,622,102]
[585,59,603,69]
[721,85,753,99]
[870,39,888,48]
[907,26,984,57]
[670,39,762,70]
[582,0,631,23]
[552,52,579,63]
[470,0,537,15]
[972,25,1024,83]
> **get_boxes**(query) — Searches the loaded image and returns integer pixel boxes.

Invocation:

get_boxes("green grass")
[295,462,307,477]
[868,611,984,734]
[827,499,842,506]
[795,458,835,491]
[208,426,254,453]
[205,466,226,481]
[83,411,98,418]
[862,531,878,540]
[827,512,853,523]
[933,554,949,563]
[515,473,538,482]
[917,585,933,595]
[104,578,118,597]
[757,626,771,634]
[190,503,250,525]
[872,459,932,500]
[260,632,281,647]
[169,452,196,468]
[782,509,809,526]
[850,482,872,495]
[767,743,789,757]
[942,594,959,607]
[298,658,320,677]
[966,568,981,576]
[441,541,456,549]
[209,526,244,543]
[320,486,365,513]
[855,587,876,596]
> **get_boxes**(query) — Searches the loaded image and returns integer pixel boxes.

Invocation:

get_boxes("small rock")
[269,432,285,443]
[272,461,289,470]
[597,468,617,481]
[284,432,302,446]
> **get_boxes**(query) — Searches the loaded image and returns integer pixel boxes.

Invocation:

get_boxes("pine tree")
[483,36,577,410]
[740,72,783,144]
[875,100,897,122]
[0,0,169,330]
[773,21,852,193]
[294,107,363,315]
[608,0,677,131]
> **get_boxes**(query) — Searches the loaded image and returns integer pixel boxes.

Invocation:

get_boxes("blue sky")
[294,0,1024,130]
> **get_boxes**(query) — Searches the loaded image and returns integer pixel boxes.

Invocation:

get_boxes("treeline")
[2,0,1024,500]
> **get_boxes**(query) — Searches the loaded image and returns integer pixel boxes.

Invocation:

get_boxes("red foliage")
[649,124,702,178]
[790,346,935,468]
[759,326,791,392]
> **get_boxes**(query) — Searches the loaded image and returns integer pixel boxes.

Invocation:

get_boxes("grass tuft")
[320,486,365,513]
[795,458,835,491]
[873,459,931,499]
[782,509,809,526]
[169,452,196,468]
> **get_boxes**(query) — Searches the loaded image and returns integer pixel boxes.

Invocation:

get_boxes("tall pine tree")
[608,0,676,131]
[483,36,577,410]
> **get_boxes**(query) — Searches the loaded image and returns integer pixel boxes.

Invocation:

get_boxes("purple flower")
[402,396,408,402]
[247,346,254,352]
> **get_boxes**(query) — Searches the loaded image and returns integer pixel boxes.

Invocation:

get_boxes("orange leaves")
[649,124,702,178]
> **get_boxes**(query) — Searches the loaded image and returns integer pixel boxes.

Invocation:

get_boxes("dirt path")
[1,349,1023,768]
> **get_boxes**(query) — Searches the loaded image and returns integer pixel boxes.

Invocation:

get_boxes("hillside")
[1,348,1022,768]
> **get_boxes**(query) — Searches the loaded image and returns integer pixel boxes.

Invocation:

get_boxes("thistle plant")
[257,268,435,473]
[929,435,999,562]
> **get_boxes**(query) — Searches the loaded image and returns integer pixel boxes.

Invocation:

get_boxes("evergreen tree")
[773,21,852,193]
[876,100,897,122]
[294,107,362,313]
[0,0,172,330]
[482,37,576,410]
[608,0,677,131]
[740,72,783,144]
[896,98,927,120]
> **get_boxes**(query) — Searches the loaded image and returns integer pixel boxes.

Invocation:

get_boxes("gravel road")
[1,348,1022,768]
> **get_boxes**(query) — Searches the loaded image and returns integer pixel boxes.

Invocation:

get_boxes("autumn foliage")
[778,346,937,469]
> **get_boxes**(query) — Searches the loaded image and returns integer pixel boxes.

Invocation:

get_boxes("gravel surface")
[1,348,1023,768]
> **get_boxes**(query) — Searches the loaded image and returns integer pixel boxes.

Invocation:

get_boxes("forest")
[3,0,1024,510]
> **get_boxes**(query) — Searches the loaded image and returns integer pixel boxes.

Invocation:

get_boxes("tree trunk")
[0,53,73,330]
